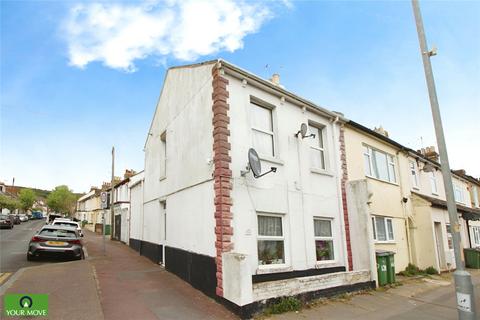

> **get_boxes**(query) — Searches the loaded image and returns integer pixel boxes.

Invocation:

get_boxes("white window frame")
[446,224,453,250]
[313,217,335,263]
[472,227,480,247]
[308,124,328,171]
[371,216,395,242]
[250,100,276,158]
[409,160,419,189]
[430,171,438,195]
[454,184,465,204]
[363,145,397,183]
[257,213,286,268]
[473,186,479,208]
[160,131,167,179]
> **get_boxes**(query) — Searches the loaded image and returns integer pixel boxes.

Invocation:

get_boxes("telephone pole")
[110,146,115,240]
[412,1,477,319]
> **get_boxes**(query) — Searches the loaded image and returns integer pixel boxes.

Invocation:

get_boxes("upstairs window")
[429,171,438,195]
[363,145,396,183]
[454,184,464,204]
[409,161,419,189]
[473,186,479,208]
[251,102,274,157]
[160,132,166,178]
[309,125,326,170]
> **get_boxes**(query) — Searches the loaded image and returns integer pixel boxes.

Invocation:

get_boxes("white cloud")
[64,0,273,72]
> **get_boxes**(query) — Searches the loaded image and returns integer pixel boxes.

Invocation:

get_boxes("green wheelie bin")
[464,248,480,269]
[376,251,389,286]
[386,252,395,284]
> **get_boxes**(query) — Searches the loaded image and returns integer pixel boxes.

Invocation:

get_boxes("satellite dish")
[248,148,262,177]
[246,148,277,179]
[300,123,307,138]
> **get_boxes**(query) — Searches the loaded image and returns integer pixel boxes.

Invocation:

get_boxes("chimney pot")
[270,73,280,86]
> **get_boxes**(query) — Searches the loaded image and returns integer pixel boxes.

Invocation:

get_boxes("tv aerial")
[295,123,315,139]
[241,148,277,178]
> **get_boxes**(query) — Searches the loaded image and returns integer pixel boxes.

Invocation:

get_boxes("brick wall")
[339,126,353,271]
[212,64,234,297]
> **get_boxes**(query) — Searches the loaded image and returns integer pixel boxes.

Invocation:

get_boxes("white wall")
[225,73,347,275]
[129,173,144,241]
[142,63,216,256]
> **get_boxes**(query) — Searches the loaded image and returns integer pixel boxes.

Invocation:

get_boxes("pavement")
[0,229,237,320]
[266,270,480,320]
[1,228,480,320]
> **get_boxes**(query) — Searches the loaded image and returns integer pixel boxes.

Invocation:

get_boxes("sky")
[1,0,479,193]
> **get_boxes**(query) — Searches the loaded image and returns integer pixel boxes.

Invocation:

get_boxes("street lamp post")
[411,1,477,319]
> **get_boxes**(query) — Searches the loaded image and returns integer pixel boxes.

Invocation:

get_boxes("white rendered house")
[134,59,374,317]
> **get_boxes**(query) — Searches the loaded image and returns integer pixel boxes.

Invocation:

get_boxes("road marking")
[0,272,12,285]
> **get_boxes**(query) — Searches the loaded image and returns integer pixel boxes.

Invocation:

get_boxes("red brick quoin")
[212,64,233,297]
[339,126,353,271]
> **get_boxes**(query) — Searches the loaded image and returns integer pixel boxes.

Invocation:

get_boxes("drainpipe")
[396,149,414,265]
[331,116,350,270]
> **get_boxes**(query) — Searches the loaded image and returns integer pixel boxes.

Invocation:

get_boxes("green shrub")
[399,263,426,276]
[266,297,302,314]
[425,266,438,275]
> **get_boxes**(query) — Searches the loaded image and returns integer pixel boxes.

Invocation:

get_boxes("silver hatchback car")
[27,225,84,261]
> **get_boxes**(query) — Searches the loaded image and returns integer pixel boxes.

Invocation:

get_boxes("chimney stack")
[374,126,389,138]
[418,146,439,162]
[124,169,136,179]
[270,73,281,86]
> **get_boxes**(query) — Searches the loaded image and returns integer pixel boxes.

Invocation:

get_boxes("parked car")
[31,211,44,219]
[10,214,21,225]
[27,225,84,261]
[0,214,14,229]
[47,214,62,224]
[52,219,83,237]
[19,214,28,222]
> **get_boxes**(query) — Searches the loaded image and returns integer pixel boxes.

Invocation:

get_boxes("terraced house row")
[76,59,480,318]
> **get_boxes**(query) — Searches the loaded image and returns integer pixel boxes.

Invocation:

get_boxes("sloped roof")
[412,191,480,221]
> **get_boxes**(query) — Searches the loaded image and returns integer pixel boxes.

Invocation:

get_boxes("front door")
[434,222,446,270]
[115,215,121,240]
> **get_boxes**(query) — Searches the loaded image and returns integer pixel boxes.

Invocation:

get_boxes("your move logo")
[4,294,48,317]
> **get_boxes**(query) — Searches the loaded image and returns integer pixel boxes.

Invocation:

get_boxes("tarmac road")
[0,219,48,273]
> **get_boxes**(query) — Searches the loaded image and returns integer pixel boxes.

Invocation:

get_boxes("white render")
[141,62,216,256]
[134,60,371,307]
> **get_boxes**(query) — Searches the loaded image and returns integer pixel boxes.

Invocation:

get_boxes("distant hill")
[5,185,83,200]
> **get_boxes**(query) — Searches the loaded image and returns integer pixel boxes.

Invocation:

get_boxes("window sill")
[431,192,439,196]
[159,176,166,182]
[256,265,292,274]
[374,241,396,244]
[315,260,338,268]
[412,186,420,191]
[365,175,398,186]
[258,155,284,166]
[310,168,334,177]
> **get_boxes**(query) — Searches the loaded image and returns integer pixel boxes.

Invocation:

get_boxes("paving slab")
[0,260,104,320]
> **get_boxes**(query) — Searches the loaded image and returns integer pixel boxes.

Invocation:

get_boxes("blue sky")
[1,0,479,193]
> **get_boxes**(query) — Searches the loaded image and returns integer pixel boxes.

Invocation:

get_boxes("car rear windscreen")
[39,229,77,238]
[54,222,78,228]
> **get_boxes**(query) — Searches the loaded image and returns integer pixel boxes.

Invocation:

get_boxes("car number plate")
[46,241,67,246]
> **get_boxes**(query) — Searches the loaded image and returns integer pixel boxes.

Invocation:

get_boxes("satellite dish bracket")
[253,167,277,179]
